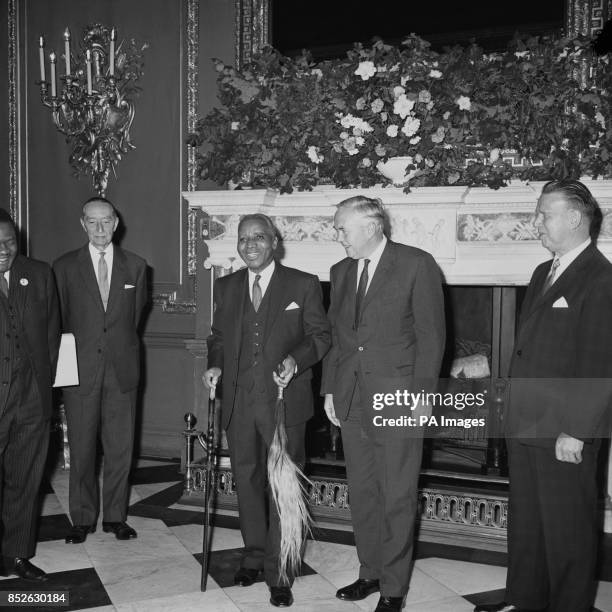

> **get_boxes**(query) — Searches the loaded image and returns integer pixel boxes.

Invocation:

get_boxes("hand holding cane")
[200,382,217,591]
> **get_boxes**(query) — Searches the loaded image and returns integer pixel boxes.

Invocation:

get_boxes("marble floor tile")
[31,538,93,574]
[224,574,338,607]
[41,490,65,516]
[240,598,361,611]
[84,518,189,567]
[96,554,208,604]
[596,580,612,612]
[402,595,475,611]
[133,482,181,502]
[415,557,507,595]
[303,539,360,576]
[171,524,245,553]
[114,588,240,611]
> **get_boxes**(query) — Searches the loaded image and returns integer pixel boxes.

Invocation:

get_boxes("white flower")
[230,121,240,131]
[409,136,421,145]
[393,94,415,119]
[418,90,432,103]
[339,114,373,133]
[443,111,451,120]
[354,61,376,81]
[356,97,366,110]
[307,145,323,164]
[355,136,365,146]
[402,117,421,137]
[489,148,500,162]
[340,131,349,140]
[393,86,405,99]
[514,51,529,58]
[340,114,356,129]
[371,98,384,113]
[429,69,442,79]
[310,68,323,79]
[362,157,372,167]
[595,112,606,129]
[343,137,360,155]
[386,125,399,137]
[400,75,410,86]
[431,126,446,143]
[20,278,28,286]
[375,144,387,156]
[455,95,471,111]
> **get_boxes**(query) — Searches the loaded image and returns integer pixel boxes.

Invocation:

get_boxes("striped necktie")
[541,257,560,295]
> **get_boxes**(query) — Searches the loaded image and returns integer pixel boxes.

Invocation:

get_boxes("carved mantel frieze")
[184,181,612,285]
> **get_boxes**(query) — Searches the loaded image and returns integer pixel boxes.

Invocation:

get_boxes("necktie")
[252,274,262,312]
[0,273,8,298]
[98,251,109,310]
[354,259,370,329]
[541,257,560,295]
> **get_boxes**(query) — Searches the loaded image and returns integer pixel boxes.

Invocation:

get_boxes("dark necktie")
[252,274,262,312]
[98,251,109,310]
[355,259,370,329]
[0,273,8,298]
[541,257,560,295]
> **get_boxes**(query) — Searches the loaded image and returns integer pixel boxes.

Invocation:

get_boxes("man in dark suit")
[0,209,60,581]
[53,197,147,545]
[475,180,612,612]
[203,213,330,608]
[322,196,445,612]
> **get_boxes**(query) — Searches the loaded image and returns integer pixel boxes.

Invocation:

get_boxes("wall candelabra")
[37,24,146,196]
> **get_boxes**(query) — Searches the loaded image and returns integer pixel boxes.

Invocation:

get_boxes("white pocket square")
[124,284,135,289]
[285,302,300,311]
[552,296,568,308]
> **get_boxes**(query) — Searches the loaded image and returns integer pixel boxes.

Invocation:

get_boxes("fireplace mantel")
[184,181,612,285]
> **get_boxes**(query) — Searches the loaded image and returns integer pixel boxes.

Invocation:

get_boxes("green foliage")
[190,34,612,193]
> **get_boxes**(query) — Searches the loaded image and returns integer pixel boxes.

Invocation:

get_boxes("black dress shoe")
[234,567,260,586]
[375,596,404,611]
[102,521,137,540]
[269,586,293,607]
[336,578,380,601]
[12,558,48,582]
[474,603,527,612]
[65,524,95,544]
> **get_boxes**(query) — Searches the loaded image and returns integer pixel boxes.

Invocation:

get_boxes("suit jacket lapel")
[264,263,287,345]
[232,269,248,358]
[522,245,595,323]
[361,241,393,313]
[106,247,126,317]
[78,245,104,311]
[9,256,28,322]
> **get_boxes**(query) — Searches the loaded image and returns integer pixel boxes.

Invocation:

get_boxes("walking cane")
[267,367,313,584]
[200,384,216,591]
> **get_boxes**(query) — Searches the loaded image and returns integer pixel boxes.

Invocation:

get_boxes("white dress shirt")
[552,238,591,284]
[89,242,114,286]
[357,235,387,292]
[248,259,276,301]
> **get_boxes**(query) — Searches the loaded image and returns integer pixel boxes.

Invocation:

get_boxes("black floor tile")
[193,548,316,588]
[130,463,183,485]
[0,567,111,611]
[38,513,73,542]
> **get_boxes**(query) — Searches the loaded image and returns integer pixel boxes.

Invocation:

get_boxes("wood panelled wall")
[5,0,234,456]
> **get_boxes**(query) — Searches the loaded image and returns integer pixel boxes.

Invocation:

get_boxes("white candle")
[86,49,92,95]
[110,27,116,76]
[39,36,45,82]
[63,28,71,76]
[49,51,56,97]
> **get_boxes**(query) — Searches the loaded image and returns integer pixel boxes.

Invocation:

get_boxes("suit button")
[516,349,522,356]
[103,328,107,332]
[358,346,364,352]
[98,349,102,354]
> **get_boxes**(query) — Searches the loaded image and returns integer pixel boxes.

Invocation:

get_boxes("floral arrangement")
[189,34,612,193]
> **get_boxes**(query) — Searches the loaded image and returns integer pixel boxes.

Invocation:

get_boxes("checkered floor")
[3,457,612,611]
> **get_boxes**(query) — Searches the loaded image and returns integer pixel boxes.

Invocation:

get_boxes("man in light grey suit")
[54,197,147,545]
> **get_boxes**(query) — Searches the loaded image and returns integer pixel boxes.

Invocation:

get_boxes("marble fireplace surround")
[184,180,612,285]
[183,180,612,549]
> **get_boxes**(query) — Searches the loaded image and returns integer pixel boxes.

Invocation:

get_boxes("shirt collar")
[248,259,276,283]
[361,235,387,267]
[89,242,114,258]
[555,237,591,273]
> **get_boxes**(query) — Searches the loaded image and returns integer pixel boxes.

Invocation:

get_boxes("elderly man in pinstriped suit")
[0,208,60,581]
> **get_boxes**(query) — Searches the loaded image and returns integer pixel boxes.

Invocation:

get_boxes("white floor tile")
[114,588,239,611]
[415,557,507,595]
[595,580,612,612]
